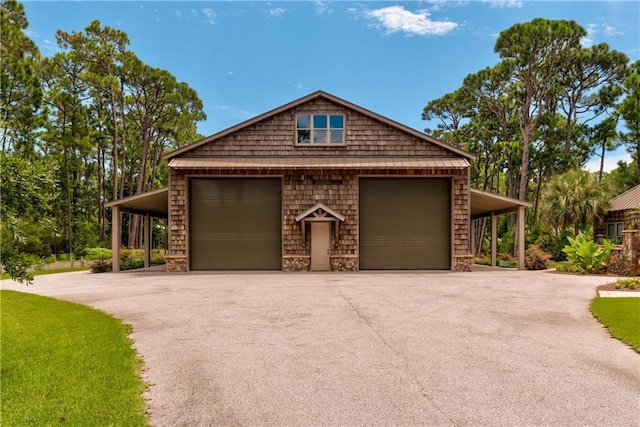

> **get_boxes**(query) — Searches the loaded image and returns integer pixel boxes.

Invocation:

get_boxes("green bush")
[563,234,612,274]
[473,254,517,268]
[554,262,585,273]
[85,247,112,261]
[525,245,552,270]
[615,277,640,290]
[88,248,165,272]
[57,253,76,262]
[535,231,571,261]
[498,259,518,268]
[498,229,515,256]
[121,259,144,271]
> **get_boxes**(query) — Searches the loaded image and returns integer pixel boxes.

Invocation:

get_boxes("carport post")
[491,212,497,267]
[518,206,525,270]
[144,212,151,269]
[111,206,121,272]
[471,220,477,257]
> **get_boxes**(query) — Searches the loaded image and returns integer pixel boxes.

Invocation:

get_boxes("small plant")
[563,234,612,274]
[525,245,552,270]
[85,247,112,261]
[615,277,640,290]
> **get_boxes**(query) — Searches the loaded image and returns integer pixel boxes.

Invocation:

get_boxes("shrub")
[90,259,112,273]
[85,247,112,261]
[563,234,613,274]
[498,259,518,268]
[525,245,552,270]
[498,229,515,256]
[57,253,77,262]
[120,259,144,271]
[615,277,640,290]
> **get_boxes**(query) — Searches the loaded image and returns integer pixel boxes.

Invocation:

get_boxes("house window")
[296,114,344,144]
[606,222,624,241]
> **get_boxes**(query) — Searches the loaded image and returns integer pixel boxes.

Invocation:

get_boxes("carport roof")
[104,188,168,218]
[104,186,530,221]
[470,189,531,218]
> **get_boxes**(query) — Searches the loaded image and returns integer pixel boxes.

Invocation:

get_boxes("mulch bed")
[596,282,640,293]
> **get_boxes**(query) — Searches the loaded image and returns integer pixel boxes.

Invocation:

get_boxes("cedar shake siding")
[165,91,474,272]
[187,97,452,158]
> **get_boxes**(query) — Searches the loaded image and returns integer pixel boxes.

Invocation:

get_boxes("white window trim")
[295,114,345,146]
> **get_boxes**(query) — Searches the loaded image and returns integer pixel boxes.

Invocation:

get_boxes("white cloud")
[581,22,624,47]
[24,29,40,38]
[314,1,334,15]
[603,25,623,37]
[288,80,307,90]
[176,10,182,18]
[268,7,287,17]
[584,151,632,174]
[483,0,523,8]
[581,23,597,48]
[363,6,458,36]
[211,105,255,119]
[426,0,469,12]
[202,8,216,24]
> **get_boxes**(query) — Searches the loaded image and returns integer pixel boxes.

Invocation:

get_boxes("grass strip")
[0,290,148,426]
[1,267,90,280]
[590,297,640,353]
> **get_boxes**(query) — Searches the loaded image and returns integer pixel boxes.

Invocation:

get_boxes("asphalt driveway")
[2,269,638,426]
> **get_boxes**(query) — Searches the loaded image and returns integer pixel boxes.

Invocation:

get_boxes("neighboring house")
[107,91,529,272]
[596,184,640,242]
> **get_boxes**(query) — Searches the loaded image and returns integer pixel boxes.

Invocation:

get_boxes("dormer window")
[296,114,344,145]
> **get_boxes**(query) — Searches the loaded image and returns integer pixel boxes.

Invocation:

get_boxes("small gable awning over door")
[295,203,345,244]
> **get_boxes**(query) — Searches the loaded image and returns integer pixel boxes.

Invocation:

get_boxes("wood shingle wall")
[188,98,451,157]
[166,95,472,272]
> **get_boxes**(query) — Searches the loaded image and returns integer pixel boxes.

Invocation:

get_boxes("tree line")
[422,18,639,254]
[1,0,205,278]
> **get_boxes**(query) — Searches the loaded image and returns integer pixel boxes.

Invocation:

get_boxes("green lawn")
[0,267,90,280]
[0,290,148,426]
[590,297,640,353]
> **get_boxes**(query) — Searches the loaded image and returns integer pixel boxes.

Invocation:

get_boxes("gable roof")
[609,184,640,212]
[164,90,475,161]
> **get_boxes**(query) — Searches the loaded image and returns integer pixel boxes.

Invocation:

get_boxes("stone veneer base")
[454,254,474,272]
[282,256,311,272]
[166,255,187,272]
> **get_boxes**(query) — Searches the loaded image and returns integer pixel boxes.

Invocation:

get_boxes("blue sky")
[23,1,640,171]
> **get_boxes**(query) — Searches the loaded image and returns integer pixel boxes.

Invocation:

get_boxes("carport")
[470,189,532,269]
[105,187,531,272]
[104,188,168,272]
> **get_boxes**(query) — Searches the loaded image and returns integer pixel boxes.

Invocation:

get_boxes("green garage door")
[359,178,451,270]
[189,178,281,270]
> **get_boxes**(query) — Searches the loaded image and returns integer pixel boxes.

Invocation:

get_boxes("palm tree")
[543,169,610,235]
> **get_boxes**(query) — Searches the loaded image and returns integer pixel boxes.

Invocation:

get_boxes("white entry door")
[311,222,331,271]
